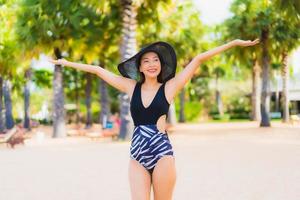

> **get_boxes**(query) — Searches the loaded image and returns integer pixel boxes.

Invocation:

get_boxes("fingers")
[48,58,63,65]
[252,38,260,44]
[243,38,260,46]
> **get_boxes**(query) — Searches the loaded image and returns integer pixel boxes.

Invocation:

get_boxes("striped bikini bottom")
[130,124,174,175]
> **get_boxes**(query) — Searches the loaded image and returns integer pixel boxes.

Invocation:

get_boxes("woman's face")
[139,52,161,80]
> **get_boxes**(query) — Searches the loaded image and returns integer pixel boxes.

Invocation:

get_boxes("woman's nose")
[149,61,156,66]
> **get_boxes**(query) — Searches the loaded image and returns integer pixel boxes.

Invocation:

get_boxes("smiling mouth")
[147,69,157,73]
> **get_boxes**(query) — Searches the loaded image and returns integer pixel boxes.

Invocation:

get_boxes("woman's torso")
[129,81,170,131]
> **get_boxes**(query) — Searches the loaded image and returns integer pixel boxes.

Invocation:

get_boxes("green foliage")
[224,0,300,66]
[0,0,19,75]
[137,0,206,69]
[222,0,262,70]
[213,67,225,78]
[272,14,300,56]
[63,67,85,99]
[109,98,120,114]
[15,0,109,55]
[69,0,121,66]
[33,69,53,88]
[212,113,230,121]
[188,76,211,101]
[274,0,300,16]
[11,86,52,123]
[227,95,251,119]
[175,99,202,122]
[208,94,250,120]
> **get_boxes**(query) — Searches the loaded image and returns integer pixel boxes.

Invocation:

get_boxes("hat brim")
[117,41,177,82]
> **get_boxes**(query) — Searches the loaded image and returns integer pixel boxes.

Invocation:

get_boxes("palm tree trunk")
[167,102,177,125]
[24,68,32,130]
[52,47,66,138]
[0,76,5,133]
[215,75,223,116]
[216,91,223,116]
[281,51,289,122]
[251,59,261,121]
[179,87,185,122]
[275,80,280,112]
[85,73,93,128]
[118,0,137,140]
[74,70,80,124]
[98,62,110,127]
[260,29,271,127]
[3,79,14,129]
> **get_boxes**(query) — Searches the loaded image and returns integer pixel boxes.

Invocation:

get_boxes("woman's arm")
[49,58,136,94]
[165,39,259,101]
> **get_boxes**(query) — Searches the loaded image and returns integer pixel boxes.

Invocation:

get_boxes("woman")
[50,39,259,200]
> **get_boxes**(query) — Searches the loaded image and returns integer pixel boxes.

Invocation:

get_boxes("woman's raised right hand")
[48,58,68,65]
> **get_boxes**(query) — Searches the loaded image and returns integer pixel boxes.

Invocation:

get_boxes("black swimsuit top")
[130,82,170,126]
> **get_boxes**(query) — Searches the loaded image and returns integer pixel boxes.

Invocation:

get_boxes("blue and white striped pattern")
[130,124,174,174]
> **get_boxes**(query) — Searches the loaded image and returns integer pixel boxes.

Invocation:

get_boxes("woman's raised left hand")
[233,38,260,47]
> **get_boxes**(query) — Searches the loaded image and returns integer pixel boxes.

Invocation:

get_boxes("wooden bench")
[101,128,119,140]
[66,123,119,140]
[85,128,119,141]
[86,123,119,141]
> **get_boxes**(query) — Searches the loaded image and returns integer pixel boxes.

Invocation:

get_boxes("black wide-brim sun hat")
[117,41,177,82]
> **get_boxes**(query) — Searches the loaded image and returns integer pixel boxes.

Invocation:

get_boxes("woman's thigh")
[128,159,152,200]
[152,156,176,200]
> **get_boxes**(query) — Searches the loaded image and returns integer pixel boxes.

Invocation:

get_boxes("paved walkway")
[0,122,300,200]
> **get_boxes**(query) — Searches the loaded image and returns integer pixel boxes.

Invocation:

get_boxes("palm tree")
[3,79,14,129]
[251,58,261,121]
[24,68,32,130]
[85,72,93,128]
[213,67,226,116]
[0,77,5,133]
[117,0,138,140]
[0,0,18,132]
[229,0,279,126]
[98,63,111,127]
[260,24,271,127]
[273,1,300,122]
[223,0,262,121]
[16,0,104,137]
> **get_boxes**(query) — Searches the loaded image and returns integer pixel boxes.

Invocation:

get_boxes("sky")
[192,0,299,74]
[192,0,234,25]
